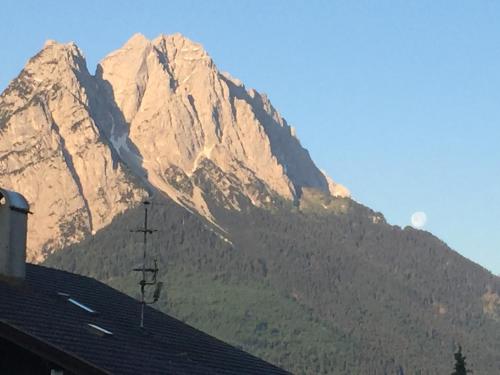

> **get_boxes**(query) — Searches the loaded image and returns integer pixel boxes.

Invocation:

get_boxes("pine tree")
[451,346,470,375]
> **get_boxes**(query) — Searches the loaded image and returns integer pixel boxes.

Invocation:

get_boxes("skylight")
[88,323,113,336]
[68,298,96,313]
[58,292,97,314]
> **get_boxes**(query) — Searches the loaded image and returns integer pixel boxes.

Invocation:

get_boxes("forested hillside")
[45,194,500,374]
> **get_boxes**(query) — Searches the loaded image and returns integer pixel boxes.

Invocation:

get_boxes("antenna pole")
[140,203,148,328]
[131,200,160,329]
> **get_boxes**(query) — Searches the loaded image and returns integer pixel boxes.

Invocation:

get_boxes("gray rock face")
[0,34,348,260]
[97,34,348,216]
[0,41,147,261]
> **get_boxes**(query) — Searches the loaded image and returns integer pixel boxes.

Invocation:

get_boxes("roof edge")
[0,320,110,375]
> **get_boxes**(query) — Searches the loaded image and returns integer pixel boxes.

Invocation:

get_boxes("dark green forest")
[45,193,500,374]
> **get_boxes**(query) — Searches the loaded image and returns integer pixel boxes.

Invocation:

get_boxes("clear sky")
[1,1,499,273]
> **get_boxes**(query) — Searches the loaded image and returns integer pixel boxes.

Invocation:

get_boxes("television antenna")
[131,200,163,328]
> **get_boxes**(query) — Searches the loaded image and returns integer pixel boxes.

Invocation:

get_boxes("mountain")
[0,40,147,261]
[96,33,349,217]
[0,33,347,260]
[2,34,500,373]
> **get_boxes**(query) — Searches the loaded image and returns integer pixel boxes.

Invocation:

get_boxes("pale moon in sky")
[411,211,427,229]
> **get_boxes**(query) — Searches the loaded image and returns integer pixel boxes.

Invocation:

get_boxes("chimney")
[0,188,30,280]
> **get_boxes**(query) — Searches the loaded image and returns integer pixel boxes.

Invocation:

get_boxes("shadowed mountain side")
[91,64,153,189]
[44,197,500,374]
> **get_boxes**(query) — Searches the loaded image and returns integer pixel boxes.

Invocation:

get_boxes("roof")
[0,264,289,374]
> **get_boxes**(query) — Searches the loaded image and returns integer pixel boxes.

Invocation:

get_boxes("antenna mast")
[131,200,163,328]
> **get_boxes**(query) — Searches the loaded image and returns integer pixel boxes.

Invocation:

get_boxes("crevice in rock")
[45,104,94,234]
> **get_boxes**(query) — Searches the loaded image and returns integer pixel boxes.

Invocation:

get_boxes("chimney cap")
[0,188,30,214]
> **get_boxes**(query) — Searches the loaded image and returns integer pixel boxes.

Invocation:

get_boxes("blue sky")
[1,1,499,273]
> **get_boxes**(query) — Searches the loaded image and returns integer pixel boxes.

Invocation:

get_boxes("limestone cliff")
[0,41,147,261]
[97,34,349,215]
[0,33,349,260]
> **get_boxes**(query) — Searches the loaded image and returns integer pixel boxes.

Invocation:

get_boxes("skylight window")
[68,298,96,314]
[57,292,97,314]
[87,323,113,336]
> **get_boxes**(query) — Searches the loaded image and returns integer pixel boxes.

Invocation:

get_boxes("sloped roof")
[0,264,289,374]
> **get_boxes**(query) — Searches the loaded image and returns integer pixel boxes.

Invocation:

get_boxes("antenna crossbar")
[130,229,157,234]
[131,200,162,328]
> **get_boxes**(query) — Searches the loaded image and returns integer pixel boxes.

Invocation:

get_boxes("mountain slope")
[44,197,500,374]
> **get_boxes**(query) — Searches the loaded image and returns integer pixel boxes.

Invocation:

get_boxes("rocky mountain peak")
[27,39,87,81]
[0,39,147,261]
[153,33,212,64]
[98,34,349,214]
[1,34,349,261]
[123,32,149,47]
[1,39,89,115]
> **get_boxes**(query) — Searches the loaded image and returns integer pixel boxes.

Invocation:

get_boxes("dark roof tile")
[0,264,289,375]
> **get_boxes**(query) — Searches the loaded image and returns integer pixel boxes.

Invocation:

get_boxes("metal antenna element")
[131,200,161,328]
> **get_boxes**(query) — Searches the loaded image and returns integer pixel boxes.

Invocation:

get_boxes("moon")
[411,211,427,229]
